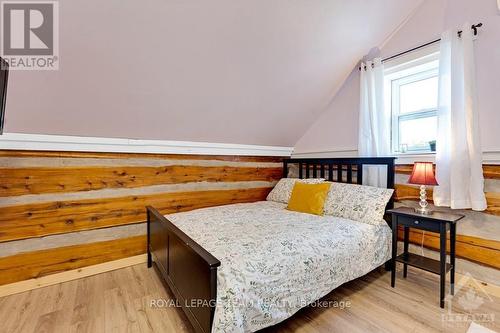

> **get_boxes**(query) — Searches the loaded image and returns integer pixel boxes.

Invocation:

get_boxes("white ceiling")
[5,0,422,146]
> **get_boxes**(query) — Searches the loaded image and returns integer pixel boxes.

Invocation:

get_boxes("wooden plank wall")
[393,164,500,270]
[0,150,283,286]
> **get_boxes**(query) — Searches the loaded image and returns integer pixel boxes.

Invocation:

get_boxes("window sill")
[393,152,436,165]
[393,152,436,156]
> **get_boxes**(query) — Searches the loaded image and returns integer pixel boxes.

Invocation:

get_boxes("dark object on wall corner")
[429,140,436,152]
[0,57,9,135]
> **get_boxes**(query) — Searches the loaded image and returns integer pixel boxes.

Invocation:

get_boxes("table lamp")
[408,162,438,215]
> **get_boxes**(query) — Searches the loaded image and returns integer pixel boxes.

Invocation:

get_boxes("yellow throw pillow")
[287,182,331,216]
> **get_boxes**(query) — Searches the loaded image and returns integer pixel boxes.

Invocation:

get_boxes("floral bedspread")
[166,201,392,332]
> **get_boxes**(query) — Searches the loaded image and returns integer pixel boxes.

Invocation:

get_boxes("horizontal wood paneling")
[394,184,500,216]
[486,192,500,216]
[0,223,146,258]
[396,163,500,179]
[398,228,500,270]
[0,187,271,242]
[0,235,146,286]
[0,149,280,287]
[0,150,283,162]
[394,183,434,201]
[395,164,424,175]
[483,164,500,179]
[0,165,281,197]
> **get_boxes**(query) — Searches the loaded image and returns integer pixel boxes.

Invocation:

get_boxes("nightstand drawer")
[396,215,441,232]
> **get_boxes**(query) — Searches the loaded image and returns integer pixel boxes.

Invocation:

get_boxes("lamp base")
[414,207,433,215]
[414,184,433,215]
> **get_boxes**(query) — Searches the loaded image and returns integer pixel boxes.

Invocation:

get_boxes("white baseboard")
[0,133,294,157]
[0,254,147,298]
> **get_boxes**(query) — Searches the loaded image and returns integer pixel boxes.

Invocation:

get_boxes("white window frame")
[383,44,440,155]
[390,68,438,153]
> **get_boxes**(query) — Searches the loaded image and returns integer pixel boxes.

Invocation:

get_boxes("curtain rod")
[359,23,483,71]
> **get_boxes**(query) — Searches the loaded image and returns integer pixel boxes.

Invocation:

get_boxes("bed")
[146,157,396,333]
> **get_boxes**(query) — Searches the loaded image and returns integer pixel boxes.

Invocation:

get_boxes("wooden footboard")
[147,206,220,333]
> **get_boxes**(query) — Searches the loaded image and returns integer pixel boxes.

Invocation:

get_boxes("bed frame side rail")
[147,206,220,333]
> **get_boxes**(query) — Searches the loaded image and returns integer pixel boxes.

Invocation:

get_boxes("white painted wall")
[294,0,500,154]
[291,69,360,155]
[3,0,420,147]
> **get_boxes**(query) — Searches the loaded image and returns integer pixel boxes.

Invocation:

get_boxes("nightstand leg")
[403,226,409,278]
[450,223,456,295]
[391,216,398,288]
[440,224,446,308]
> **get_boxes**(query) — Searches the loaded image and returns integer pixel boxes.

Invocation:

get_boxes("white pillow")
[323,182,394,225]
[266,178,325,204]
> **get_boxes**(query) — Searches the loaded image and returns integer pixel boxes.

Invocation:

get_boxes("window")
[384,48,439,154]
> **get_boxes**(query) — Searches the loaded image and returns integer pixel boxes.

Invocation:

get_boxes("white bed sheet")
[167,201,392,332]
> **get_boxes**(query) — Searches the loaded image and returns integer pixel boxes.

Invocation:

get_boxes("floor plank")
[0,264,498,333]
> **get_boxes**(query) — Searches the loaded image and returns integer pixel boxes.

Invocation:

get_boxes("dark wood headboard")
[283,157,396,209]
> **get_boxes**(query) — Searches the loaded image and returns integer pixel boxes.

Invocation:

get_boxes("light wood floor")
[1,264,498,333]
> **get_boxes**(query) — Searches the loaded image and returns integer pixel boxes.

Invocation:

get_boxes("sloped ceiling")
[5,0,421,146]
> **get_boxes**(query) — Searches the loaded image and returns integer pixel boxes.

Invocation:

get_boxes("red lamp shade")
[408,162,438,186]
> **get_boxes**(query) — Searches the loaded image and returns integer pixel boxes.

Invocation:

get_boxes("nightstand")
[387,207,465,308]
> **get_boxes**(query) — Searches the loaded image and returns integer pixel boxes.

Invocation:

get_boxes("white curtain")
[433,23,486,211]
[358,58,390,187]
